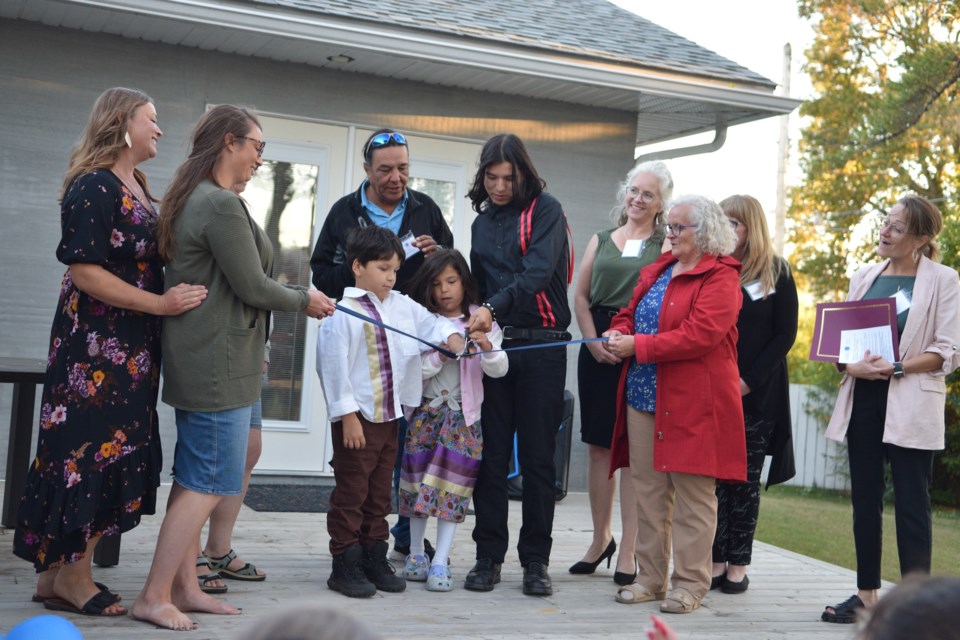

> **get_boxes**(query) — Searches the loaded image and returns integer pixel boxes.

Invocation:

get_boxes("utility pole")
[775,43,791,255]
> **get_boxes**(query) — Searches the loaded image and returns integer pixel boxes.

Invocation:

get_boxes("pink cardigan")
[825,256,960,449]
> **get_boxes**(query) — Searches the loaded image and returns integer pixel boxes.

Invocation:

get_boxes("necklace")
[117,174,153,212]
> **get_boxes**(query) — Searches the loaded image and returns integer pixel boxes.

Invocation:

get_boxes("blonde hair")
[720,194,784,298]
[60,87,156,202]
[895,194,942,263]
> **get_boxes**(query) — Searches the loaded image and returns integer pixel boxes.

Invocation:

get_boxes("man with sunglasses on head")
[310,128,453,298]
[310,127,454,561]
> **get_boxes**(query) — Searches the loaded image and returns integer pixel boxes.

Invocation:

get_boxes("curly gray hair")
[669,194,737,256]
[610,160,674,226]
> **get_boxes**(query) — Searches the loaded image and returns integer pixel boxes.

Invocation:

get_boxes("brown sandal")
[660,588,701,614]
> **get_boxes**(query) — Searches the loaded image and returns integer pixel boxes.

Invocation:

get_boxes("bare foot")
[35,568,58,600]
[173,589,241,615]
[131,598,198,631]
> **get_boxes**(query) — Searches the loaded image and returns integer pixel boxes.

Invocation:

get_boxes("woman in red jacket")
[604,194,746,614]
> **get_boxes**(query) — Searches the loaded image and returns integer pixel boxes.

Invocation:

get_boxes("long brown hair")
[407,248,479,320]
[467,133,545,214]
[60,87,157,202]
[720,194,784,298]
[156,105,260,263]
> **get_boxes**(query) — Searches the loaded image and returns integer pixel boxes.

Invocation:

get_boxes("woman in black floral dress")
[13,87,207,617]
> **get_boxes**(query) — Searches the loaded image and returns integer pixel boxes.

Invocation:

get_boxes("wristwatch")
[893,361,905,378]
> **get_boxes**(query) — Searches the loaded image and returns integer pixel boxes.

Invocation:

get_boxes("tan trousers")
[627,407,716,599]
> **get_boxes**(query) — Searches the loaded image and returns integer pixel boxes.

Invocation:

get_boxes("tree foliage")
[790,0,960,504]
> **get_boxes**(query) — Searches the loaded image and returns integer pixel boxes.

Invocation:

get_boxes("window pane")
[408,177,456,229]
[243,161,319,422]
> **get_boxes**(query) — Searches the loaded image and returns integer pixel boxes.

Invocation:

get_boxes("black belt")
[502,326,572,342]
[592,306,620,318]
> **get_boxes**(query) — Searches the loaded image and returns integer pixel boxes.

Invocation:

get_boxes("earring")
[124,131,132,148]
[912,248,920,264]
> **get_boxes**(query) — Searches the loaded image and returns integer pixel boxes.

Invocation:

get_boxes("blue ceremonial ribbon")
[333,302,609,359]
[333,303,460,359]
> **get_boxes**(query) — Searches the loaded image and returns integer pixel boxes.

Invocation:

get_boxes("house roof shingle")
[249,0,775,89]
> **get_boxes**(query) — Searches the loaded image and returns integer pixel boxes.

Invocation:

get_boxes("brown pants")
[327,415,398,555]
[627,407,716,599]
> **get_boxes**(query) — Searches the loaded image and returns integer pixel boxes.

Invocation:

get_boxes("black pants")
[847,378,934,590]
[471,341,567,566]
[712,411,773,566]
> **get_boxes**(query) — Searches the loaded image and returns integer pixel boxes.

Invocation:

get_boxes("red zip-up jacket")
[608,251,747,482]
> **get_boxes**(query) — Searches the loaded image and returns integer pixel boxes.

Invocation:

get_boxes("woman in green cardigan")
[131,105,334,631]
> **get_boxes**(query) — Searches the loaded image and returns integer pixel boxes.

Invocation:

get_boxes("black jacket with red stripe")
[470,191,570,330]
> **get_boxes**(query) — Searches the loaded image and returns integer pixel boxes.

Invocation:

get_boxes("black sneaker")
[362,541,406,592]
[523,562,553,596]
[327,545,376,598]
[464,558,502,592]
[392,538,435,561]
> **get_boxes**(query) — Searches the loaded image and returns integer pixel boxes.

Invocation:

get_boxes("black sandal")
[822,594,864,623]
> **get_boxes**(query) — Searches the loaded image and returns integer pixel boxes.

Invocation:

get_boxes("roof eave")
[65,0,800,117]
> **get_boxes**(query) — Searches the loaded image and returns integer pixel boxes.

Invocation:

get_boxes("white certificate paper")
[838,326,896,364]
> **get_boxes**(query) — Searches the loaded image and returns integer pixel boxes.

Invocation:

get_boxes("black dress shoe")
[464,558,501,592]
[522,562,553,596]
[710,571,726,590]
[568,538,616,575]
[721,574,749,594]
[613,568,637,586]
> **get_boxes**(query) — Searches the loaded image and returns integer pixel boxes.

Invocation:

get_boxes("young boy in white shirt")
[316,225,466,598]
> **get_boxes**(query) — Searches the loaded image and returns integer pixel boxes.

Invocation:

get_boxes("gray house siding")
[1,18,639,491]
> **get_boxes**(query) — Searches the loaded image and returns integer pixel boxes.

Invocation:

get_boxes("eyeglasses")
[627,186,658,204]
[237,136,266,158]
[364,132,407,160]
[666,223,699,236]
[879,219,908,236]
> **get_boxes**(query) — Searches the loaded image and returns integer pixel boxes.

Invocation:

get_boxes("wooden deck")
[0,482,869,639]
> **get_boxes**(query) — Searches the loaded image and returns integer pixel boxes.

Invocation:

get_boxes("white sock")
[432,518,457,567]
[409,516,428,556]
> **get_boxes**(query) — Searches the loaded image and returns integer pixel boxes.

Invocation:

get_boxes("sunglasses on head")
[364,132,407,160]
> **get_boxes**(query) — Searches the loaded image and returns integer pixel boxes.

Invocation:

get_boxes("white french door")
[248,119,480,476]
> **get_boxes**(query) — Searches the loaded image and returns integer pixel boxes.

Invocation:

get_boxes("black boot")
[363,541,407,592]
[328,545,376,598]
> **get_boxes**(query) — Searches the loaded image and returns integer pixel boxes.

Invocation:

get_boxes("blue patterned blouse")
[626,266,673,411]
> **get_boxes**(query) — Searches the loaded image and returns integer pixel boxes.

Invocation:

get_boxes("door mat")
[243,484,399,514]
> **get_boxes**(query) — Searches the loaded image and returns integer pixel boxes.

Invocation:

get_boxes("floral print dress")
[13,169,163,571]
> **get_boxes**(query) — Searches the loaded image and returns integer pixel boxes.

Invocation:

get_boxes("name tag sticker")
[893,289,912,315]
[622,239,644,258]
[399,231,420,259]
[744,279,775,301]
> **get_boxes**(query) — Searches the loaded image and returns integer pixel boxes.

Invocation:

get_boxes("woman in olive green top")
[131,105,334,631]
[570,161,672,585]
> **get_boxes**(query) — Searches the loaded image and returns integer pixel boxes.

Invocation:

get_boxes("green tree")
[790,0,960,504]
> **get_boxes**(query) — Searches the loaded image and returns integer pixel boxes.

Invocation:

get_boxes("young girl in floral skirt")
[399,249,508,591]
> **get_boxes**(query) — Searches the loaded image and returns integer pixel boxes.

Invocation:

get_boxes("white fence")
[762,383,849,491]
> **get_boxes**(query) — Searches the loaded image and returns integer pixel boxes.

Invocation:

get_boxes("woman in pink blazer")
[821,195,960,624]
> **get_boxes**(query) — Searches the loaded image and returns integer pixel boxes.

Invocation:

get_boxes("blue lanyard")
[334,303,607,359]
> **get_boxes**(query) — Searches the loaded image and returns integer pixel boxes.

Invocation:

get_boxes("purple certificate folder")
[809,298,899,363]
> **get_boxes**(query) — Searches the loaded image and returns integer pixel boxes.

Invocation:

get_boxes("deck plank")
[0,482,869,639]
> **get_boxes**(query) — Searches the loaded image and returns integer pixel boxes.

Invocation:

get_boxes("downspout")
[633,117,728,163]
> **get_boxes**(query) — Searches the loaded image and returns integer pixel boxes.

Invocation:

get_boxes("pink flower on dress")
[50,405,67,424]
[66,471,81,488]
[110,229,124,247]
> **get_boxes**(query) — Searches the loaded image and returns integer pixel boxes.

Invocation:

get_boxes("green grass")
[755,485,960,582]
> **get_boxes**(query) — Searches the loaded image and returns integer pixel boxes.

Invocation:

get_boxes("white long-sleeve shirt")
[316,287,458,423]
